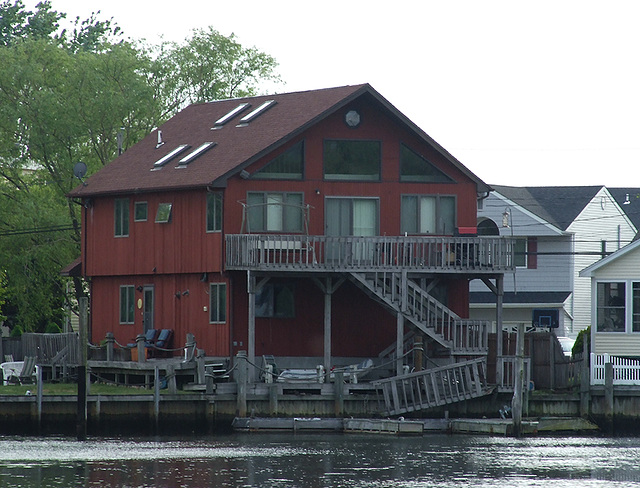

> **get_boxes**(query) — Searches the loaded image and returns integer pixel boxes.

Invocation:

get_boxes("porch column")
[396,312,404,376]
[247,272,256,383]
[324,277,332,375]
[496,275,504,386]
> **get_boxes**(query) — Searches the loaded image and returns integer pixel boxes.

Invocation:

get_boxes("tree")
[0,2,281,332]
[151,27,281,115]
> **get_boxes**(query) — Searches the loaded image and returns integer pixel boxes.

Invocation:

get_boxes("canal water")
[0,433,639,487]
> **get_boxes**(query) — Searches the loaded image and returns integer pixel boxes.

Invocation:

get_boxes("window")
[119,285,135,324]
[400,144,453,183]
[210,283,227,323]
[246,192,304,232]
[401,195,455,235]
[155,203,172,223]
[207,193,222,232]
[134,202,148,222]
[253,140,304,180]
[514,238,527,268]
[256,283,295,318]
[114,198,129,237]
[323,140,381,181]
[596,282,626,332]
[634,283,640,332]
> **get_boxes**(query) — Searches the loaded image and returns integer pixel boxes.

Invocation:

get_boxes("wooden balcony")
[225,234,515,274]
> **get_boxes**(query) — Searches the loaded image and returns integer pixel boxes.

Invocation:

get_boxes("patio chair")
[16,356,37,385]
[148,329,173,358]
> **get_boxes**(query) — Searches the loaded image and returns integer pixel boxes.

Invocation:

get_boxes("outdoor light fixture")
[502,208,511,228]
[624,193,631,205]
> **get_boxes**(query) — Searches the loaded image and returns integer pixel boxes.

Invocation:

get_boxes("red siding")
[84,95,480,358]
[90,274,230,357]
[84,190,223,277]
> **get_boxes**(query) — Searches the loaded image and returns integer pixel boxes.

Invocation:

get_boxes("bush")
[573,325,590,356]
[44,322,62,333]
[9,324,23,337]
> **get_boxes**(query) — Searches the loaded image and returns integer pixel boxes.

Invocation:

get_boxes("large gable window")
[401,195,455,235]
[114,198,129,237]
[246,192,304,233]
[323,140,381,181]
[254,141,304,180]
[400,144,454,183]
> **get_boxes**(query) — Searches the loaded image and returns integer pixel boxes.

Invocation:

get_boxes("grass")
[0,382,156,396]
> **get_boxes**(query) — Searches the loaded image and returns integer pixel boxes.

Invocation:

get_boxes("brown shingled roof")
[69,83,489,197]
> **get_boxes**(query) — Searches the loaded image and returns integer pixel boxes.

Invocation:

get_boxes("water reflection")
[0,434,639,487]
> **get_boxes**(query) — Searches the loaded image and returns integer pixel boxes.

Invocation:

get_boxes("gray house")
[470,185,637,338]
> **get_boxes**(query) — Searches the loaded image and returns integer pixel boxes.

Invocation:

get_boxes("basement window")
[155,203,173,223]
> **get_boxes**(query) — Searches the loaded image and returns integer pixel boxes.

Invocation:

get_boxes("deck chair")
[149,329,173,358]
[143,329,159,347]
[18,356,37,385]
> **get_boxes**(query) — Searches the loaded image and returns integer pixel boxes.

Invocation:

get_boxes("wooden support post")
[324,277,332,378]
[77,296,88,441]
[396,313,405,376]
[334,371,344,417]
[105,332,114,362]
[414,335,423,372]
[269,384,278,416]
[496,275,504,386]
[185,333,196,361]
[154,366,160,433]
[247,272,256,383]
[512,322,525,437]
[167,365,177,394]
[36,366,43,434]
[604,361,614,434]
[196,349,206,384]
[136,334,146,363]
[549,332,555,390]
[236,351,248,418]
[580,338,590,418]
[205,366,214,395]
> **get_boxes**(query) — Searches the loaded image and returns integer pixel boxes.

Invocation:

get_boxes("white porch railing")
[591,353,640,385]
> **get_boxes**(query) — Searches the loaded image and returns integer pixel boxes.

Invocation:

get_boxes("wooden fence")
[2,333,79,366]
[591,354,640,385]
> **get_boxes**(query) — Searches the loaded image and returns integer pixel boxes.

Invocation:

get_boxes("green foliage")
[573,326,590,356]
[9,323,22,337]
[152,27,281,113]
[44,321,62,333]
[0,2,281,333]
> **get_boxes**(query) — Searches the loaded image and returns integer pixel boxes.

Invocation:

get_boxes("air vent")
[152,144,190,169]
[175,142,216,168]
[236,100,276,126]
[212,103,250,129]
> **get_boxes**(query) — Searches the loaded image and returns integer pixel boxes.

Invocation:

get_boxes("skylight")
[176,142,216,167]
[212,103,250,129]
[237,100,277,125]
[153,144,190,168]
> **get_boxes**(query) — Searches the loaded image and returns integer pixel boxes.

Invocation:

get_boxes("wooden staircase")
[374,358,493,416]
[349,272,489,355]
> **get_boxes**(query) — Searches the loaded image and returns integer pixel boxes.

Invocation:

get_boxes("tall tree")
[0,2,281,332]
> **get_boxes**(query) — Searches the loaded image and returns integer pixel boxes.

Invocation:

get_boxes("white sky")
[24,0,640,188]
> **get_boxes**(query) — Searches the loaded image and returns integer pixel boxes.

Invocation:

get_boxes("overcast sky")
[25,0,640,188]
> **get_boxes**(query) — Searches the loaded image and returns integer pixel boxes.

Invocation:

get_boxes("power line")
[0,225,75,237]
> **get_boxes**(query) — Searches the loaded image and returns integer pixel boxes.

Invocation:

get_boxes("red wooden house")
[68,84,513,393]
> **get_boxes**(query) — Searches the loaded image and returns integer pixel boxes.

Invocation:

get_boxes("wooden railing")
[374,358,492,416]
[351,272,489,354]
[226,234,515,273]
[497,356,531,392]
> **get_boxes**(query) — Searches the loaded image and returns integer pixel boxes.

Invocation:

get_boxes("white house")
[470,185,637,337]
[580,238,640,357]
